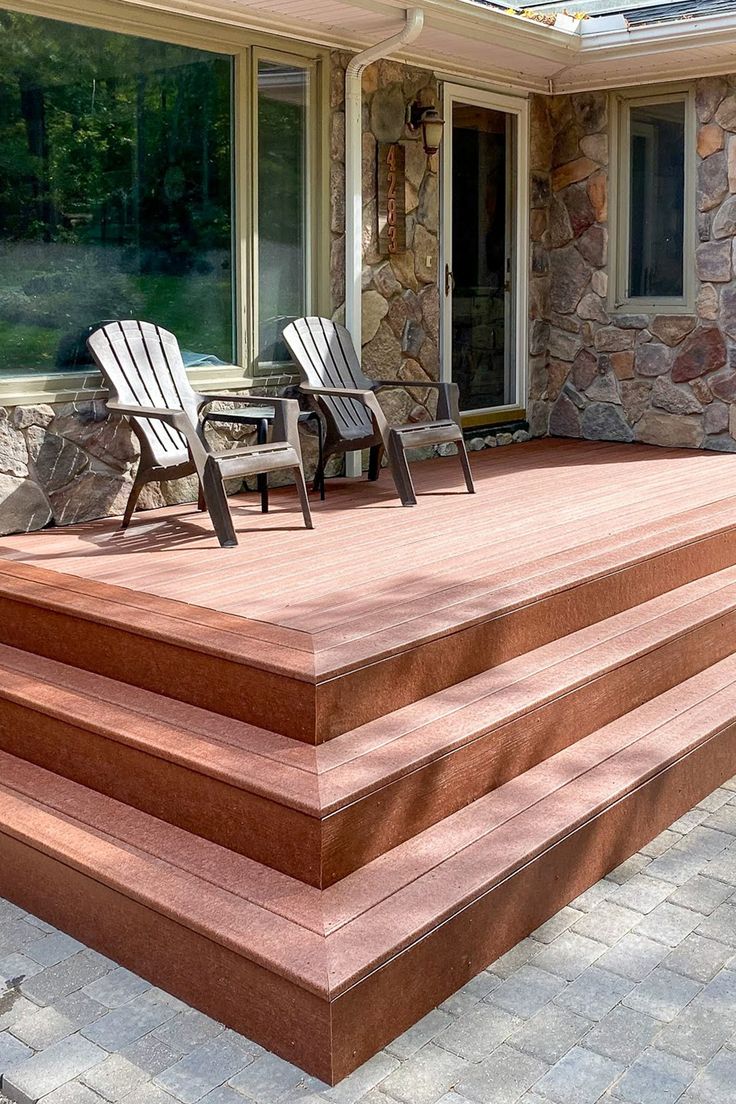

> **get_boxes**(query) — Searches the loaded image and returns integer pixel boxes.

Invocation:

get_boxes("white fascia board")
[380,0,580,59]
[89,0,582,70]
[580,9,736,52]
[553,11,736,91]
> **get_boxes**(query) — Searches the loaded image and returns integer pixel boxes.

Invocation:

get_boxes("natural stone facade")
[330,55,442,431]
[529,77,736,454]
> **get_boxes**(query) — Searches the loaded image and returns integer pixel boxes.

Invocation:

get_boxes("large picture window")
[612,88,695,312]
[0,8,325,387]
[257,59,309,364]
[0,11,235,375]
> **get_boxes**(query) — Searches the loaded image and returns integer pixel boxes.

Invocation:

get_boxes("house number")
[378,142,406,256]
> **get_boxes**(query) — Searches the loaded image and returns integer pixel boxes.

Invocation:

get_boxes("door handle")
[445,264,455,297]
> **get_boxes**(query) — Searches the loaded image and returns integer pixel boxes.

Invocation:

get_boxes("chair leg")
[201,459,238,548]
[312,458,325,497]
[197,482,206,512]
[121,468,148,531]
[387,432,417,507]
[293,467,314,530]
[457,436,476,494]
[317,420,326,501]
[368,444,384,482]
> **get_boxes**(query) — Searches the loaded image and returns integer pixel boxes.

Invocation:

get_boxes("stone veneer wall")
[329,55,442,429]
[528,78,736,452]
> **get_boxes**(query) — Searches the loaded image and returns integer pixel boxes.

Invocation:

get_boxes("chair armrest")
[107,401,187,426]
[299,383,374,401]
[366,379,460,424]
[106,402,207,464]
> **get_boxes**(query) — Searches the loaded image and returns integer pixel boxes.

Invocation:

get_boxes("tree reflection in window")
[0,11,234,373]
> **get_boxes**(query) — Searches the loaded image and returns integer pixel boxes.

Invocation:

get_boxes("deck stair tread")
[2,652,736,999]
[0,562,735,806]
[313,496,736,673]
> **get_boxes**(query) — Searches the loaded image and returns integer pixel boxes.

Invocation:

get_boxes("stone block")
[489,965,566,1019]
[698,151,728,211]
[531,932,606,982]
[378,1043,470,1104]
[697,77,729,123]
[672,327,727,381]
[81,994,177,1052]
[713,194,736,237]
[549,245,591,314]
[651,378,703,415]
[581,403,634,443]
[555,965,634,1021]
[0,476,51,537]
[583,1006,661,1065]
[453,1044,549,1104]
[154,1035,255,1104]
[533,1045,623,1104]
[3,1034,105,1104]
[696,241,732,282]
[612,1047,696,1104]
[0,1031,33,1075]
[698,123,725,158]
[716,92,736,130]
[624,965,702,1022]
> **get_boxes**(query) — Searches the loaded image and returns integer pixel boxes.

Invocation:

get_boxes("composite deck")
[1,439,736,1080]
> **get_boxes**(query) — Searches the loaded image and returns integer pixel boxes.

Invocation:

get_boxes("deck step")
[4,565,736,886]
[2,655,736,1081]
[3,494,736,742]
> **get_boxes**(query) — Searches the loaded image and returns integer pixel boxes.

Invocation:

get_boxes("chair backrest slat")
[283,317,374,440]
[88,321,197,466]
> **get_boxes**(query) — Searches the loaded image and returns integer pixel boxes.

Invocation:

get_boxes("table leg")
[257,419,269,513]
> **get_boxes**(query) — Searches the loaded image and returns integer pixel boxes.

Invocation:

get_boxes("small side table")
[204,407,325,512]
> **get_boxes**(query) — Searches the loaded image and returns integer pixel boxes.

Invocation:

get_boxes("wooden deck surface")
[3,438,736,649]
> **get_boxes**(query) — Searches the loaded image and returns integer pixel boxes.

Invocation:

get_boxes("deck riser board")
[321,603,736,882]
[2,521,735,746]
[316,525,736,739]
[0,714,733,1083]
[0,696,322,884]
[0,590,318,741]
[0,832,334,1083]
[3,578,736,887]
[329,719,736,1077]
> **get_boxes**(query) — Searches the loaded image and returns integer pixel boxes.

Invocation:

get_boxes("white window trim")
[609,83,696,316]
[0,0,330,406]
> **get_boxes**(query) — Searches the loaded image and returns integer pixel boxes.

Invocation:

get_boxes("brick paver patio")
[3,779,736,1104]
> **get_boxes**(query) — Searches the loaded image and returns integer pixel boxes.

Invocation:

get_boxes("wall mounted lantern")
[407,101,445,157]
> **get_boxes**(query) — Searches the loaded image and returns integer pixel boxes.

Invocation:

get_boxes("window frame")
[0,0,330,405]
[609,83,697,317]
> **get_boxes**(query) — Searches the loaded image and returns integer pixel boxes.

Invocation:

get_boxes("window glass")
[0,11,234,375]
[628,99,685,299]
[257,59,308,364]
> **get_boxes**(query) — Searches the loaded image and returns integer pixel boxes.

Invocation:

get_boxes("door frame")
[440,83,530,421]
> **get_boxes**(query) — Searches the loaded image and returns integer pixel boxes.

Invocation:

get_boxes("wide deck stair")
[2,444,736,1082]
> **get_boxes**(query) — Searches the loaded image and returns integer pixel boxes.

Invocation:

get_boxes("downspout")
[344,7,424,475]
